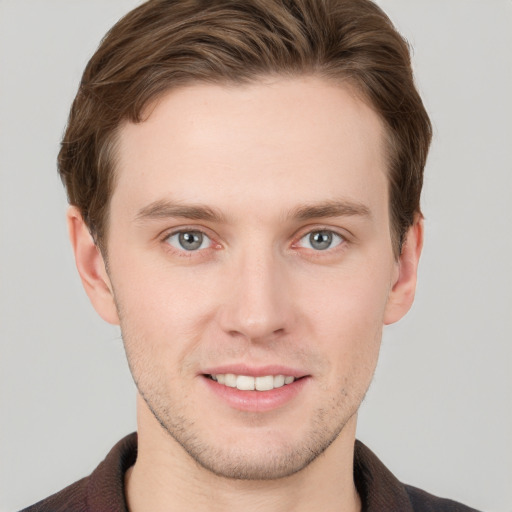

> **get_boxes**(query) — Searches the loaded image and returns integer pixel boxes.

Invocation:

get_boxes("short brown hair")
[59,0,432,255]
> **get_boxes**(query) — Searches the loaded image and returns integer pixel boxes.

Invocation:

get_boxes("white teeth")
[273,375,285,388]
[224,374,237,387]
[255,375,274,391]
[236,375,255,390]
[210,373,297,391]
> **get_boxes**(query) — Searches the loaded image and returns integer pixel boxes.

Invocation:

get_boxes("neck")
[125,397,361,512]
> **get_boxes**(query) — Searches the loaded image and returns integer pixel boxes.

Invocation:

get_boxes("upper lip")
[201,364,308,378]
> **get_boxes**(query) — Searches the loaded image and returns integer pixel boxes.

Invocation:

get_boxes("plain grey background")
[0,1,511,511]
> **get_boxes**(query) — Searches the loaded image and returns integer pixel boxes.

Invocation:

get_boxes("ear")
[384,217,424,325]
[67,206,120,325]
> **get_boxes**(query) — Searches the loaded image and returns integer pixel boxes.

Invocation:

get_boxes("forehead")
[112,76,388,221]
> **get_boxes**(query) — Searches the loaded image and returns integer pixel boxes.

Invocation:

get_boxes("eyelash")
[160,226,349,258]
[162,227,219,258]
[295,230,344,251]
[291,226,349,261]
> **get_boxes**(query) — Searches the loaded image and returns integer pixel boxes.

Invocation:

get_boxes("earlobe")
[67,206,120,325]
[384,217,424,325]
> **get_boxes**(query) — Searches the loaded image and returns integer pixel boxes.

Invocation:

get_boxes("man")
[22,0,479,510]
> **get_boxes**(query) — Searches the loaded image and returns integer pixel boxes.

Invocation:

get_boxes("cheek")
[295,264,389,379]
[299,263,391,335]
[110,254,225,374]
[113,252,215,323]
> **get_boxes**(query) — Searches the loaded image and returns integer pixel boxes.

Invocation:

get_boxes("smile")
[209,374,296,391]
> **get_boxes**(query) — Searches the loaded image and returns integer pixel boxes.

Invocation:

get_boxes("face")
[73,76,420,480]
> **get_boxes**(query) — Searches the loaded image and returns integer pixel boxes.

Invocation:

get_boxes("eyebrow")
[288,199,371,221]
[135,200,226,223]
[135,198,371,224]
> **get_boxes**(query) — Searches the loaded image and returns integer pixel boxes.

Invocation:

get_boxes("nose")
[217,249,294,342]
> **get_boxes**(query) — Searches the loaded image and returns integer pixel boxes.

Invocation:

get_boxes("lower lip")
[202,376,309,412]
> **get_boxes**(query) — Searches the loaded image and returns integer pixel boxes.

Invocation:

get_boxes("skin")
[68,76,422,512]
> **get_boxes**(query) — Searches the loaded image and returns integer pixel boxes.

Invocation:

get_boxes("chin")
[174,437,331,480]
[155,407,349,481]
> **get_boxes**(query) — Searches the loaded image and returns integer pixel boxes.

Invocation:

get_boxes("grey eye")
[299,230,343,251]
[166,230,211,251]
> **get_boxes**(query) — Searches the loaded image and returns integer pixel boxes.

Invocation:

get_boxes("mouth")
[205,373,298,391]
[201,368,309,412]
